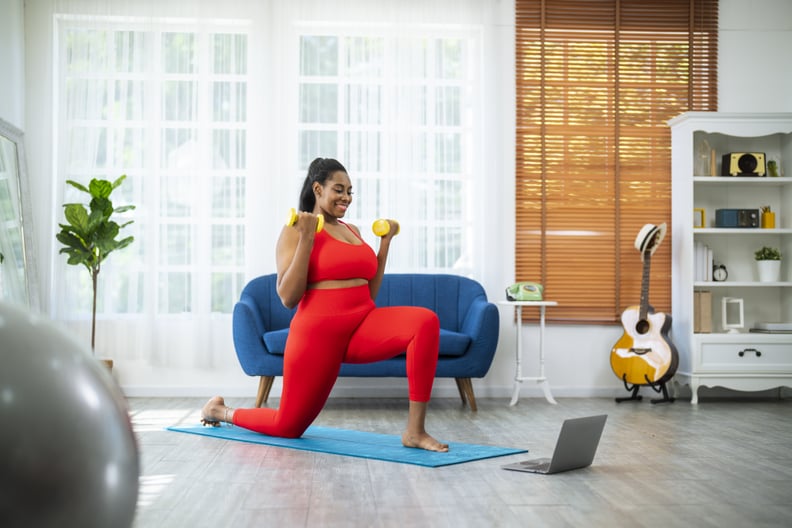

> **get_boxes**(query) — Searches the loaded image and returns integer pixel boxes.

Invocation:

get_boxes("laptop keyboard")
[520,458,551,470]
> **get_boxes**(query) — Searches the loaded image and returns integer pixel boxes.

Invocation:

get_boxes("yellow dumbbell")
[286,208,324,233]
[372,218,399,237]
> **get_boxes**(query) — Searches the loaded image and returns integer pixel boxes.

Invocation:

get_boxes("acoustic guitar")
[610,226,679,387]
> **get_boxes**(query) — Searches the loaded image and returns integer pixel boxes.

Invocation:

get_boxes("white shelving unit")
[669,112,792,403]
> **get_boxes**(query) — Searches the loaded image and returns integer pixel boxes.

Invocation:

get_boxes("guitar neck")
[639,251,651,320]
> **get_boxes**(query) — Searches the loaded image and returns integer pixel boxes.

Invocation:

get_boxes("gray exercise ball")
[0,302,139,528]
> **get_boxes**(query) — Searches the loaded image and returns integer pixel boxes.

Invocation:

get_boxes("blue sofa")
[232,273,499,411]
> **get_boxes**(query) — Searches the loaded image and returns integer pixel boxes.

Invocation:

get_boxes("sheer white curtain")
[292,27,479,271]
[50,2,265,377]
[35,0,506,391]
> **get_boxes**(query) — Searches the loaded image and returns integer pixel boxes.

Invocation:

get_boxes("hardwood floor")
[130,394,792,527]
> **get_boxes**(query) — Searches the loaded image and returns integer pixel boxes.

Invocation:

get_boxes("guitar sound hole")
[635,320,650,335]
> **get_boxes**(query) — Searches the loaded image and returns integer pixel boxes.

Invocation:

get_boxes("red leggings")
[233,285,440,438]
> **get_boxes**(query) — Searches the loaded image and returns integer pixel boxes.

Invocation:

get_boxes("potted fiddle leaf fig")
[56,175,135,355]
[754,246,782,283]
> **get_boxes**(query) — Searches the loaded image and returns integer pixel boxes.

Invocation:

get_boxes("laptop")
[501,414,607,474]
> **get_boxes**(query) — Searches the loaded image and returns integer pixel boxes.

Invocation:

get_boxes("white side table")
[498,300,558,405]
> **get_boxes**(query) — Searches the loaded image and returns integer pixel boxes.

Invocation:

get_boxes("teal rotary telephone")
[505,282,543,301]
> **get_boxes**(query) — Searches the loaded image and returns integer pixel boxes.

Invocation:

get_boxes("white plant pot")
[756,260,781,282]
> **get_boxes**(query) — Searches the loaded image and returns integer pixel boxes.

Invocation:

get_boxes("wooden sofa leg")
[455,378,468,407]
[256,376,275,407]
[455,377,478,412]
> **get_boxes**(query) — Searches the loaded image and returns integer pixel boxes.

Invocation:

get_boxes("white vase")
[756,260,781,282]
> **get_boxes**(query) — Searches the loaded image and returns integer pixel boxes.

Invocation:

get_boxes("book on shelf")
[694,290,712,333]
[694,241,713,282]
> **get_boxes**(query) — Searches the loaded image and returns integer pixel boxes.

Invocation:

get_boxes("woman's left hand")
[374,219,400,241]
[382,219,399,240]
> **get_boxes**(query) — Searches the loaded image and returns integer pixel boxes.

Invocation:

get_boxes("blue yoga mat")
[167,424,526,467]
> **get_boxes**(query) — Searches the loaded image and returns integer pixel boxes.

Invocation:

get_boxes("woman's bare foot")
[403,400,448,452]
[201,396,234,426]
[402,431,449,452]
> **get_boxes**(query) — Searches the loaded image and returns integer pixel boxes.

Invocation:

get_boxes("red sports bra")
[307,222,378,284]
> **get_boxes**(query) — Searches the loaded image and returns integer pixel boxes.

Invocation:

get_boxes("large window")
[296,31,476,271]
[515,0,718,322]
[54,20,480,323]
[55,19,249,318]
[47,5,487,369]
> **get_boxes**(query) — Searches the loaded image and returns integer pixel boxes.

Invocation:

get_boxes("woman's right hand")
[293,211,323,236]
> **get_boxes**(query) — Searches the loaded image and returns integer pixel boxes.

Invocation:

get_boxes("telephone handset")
[505,282,543,301]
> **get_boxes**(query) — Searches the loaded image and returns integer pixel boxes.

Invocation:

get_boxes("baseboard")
[120,382,791,401]
[120,383,625,400]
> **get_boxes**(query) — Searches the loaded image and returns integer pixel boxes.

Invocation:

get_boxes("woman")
[202,157,448,452]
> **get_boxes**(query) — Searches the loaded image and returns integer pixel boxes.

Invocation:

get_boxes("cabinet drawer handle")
[738,348,762,358]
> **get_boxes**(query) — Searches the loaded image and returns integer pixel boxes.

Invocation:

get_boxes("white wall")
[718,0,792,112]
[0,0,25,128]
[6,0,792,400]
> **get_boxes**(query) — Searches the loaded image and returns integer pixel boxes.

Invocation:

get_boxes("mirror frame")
[0,117,40,311]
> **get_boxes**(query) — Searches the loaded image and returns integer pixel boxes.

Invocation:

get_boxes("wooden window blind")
[515,0,718,323]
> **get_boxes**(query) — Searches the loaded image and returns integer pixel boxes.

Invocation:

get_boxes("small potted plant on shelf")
[767,159,780,177]
[754,246,782,283]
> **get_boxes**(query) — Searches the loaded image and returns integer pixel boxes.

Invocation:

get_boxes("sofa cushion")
[438,330,472,357]
[262,328,471,358]
[262,329,290,354]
